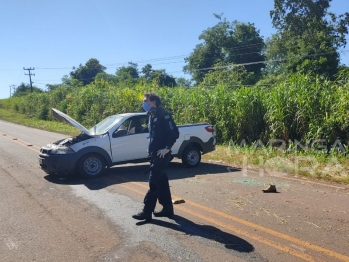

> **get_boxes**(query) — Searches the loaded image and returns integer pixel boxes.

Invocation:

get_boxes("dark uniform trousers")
[143,153,173,213]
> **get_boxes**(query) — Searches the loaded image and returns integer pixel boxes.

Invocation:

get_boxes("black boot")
[132,210,152,221]
[153,207,174,218]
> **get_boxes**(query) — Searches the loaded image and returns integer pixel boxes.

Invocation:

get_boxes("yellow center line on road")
[2,133,348,261]
[120,182,318,262]
[0,131,41,153]
[126,180,349,262]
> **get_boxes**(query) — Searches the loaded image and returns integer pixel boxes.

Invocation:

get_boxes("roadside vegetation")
[1,0,349,183]
[1,76,349,184]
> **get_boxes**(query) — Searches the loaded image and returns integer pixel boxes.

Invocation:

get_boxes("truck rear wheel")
[78,153,106,178]
[182,145,201,168]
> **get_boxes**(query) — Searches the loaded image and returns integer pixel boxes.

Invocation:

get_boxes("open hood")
[52,108,91,136]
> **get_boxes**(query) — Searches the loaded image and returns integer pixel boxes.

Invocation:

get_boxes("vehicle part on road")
[182,145,201,168]
[78,153,106,178]
[262,184,277,193]
[172,199,185,204]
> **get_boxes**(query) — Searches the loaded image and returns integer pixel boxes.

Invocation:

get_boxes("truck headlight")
[51,146,75,155]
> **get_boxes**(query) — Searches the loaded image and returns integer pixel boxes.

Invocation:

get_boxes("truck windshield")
[88,115,123,135]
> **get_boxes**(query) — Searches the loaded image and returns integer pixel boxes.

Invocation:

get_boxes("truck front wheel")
[182,145,201,168]
[77,153,106,178]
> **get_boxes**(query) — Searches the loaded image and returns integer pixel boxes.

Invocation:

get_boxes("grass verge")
[202,145,349,184]
[0,108,79,136]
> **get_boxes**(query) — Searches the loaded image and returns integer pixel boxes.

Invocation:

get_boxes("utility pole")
[23,67,35,92]
[10,84,16,97]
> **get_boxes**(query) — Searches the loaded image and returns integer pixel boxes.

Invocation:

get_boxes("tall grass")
[0,74,348,146]
[264,75,349,143]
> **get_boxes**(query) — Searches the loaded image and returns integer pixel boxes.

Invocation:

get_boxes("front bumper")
[39,151,78,175]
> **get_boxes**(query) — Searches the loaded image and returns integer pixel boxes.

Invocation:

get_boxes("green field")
[1,73,348,183]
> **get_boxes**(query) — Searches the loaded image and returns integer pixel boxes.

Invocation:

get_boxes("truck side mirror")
[113,129,127,138]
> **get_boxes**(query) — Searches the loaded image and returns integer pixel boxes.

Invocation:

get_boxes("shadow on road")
[44,163,253,254]
[137,214,254,253]
[45,161,241,191]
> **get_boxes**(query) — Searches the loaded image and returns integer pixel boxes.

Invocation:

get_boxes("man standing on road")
[132,92,179,222]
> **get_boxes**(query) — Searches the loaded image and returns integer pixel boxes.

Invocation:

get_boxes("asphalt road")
[1,119,349,262]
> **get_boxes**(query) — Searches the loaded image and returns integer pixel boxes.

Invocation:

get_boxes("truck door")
[111,116,149,162]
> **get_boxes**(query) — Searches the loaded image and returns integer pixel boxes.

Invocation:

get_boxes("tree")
[46,84,60,92]
[266,0,349,77]
[150,70,177,87]
[140,64,177,87]
[141,64,153,81]
[60,75,71,86]
[94,72,119,84]
[176,77,192,88]
[183,16,265,84]
[115,62,139,82]
[46,75,81,91]
[200,62,256,88]
[70,58,106,85]
[13,83,42,97]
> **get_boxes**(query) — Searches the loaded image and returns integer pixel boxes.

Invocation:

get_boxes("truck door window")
[113,119,130,137]
[128,116,148,134]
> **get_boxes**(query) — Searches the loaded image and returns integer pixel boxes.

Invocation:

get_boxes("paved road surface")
[1,120,349,261]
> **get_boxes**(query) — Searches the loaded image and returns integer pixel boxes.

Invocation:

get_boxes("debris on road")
[172,199,185,204]
[262,184,277,193]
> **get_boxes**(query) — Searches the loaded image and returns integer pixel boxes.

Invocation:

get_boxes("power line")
[188,49,349,72]
[33,42,266,70]
[30,48,349,83]
[2,39,346,73]
[102,43,266,67]
[35,43,343,73]
[10,48,349,85]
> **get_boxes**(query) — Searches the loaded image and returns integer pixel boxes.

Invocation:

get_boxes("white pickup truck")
[39,108,216,178]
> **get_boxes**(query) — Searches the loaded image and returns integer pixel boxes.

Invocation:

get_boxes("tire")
[77,153,106,178]
[182,145,201,168]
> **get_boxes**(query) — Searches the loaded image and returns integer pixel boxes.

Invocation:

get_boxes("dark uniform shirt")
[148,107,178,155]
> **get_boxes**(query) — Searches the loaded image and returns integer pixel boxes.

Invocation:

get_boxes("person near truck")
[132,92,179,222]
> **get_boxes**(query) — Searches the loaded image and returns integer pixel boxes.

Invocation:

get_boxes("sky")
[1,0,348,99]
